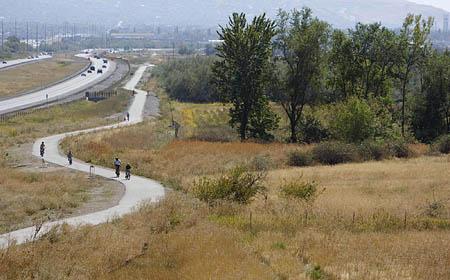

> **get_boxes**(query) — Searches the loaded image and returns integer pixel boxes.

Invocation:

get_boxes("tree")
[411,50,450,142]
[328,23,398,100]
[393,14,433,136]
[330,97,377,143]
[4,36,22,53]
[154,56,218,102]
[212,13,278,141]
[274,8,330,143]
[328,29,359,101]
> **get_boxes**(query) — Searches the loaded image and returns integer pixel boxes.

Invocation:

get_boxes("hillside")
[0,0,448,28]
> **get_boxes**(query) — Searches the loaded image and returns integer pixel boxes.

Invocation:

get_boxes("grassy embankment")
[0,93,130,233]
[2,76,449,279]
[0,54,88,98]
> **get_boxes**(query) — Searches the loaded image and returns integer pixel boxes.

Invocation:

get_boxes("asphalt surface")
[0,54,116,115]
[0,64,165,248]
[0,55,52,71]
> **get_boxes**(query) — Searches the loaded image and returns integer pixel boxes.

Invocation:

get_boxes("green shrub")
[287,150,314,167]
[330,97,376,143]
[280,179,321,203]
[388,140,414,158]
[358,141,389,161]
[305,264,329,280]
[312,141,359,165]
[433,135,450,154]
[299,114,329,144]
[250,155,274,171]
[193,166,266,205]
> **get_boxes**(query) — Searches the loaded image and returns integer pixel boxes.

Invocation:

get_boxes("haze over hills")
[1,0,448,28]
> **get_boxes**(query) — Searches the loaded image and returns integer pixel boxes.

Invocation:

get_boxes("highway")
[0,55,116,115]
[0,54,52,70]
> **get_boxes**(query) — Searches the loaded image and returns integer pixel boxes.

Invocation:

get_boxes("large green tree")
[393,14,433,136]
[212,13,278,141]
[412,50,450,142]
[274,8,330,143]
[328,23,398,100]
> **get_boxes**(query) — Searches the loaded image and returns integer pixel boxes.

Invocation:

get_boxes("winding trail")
[0,65,165,248]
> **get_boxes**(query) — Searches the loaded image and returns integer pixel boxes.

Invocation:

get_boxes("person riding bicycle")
[114,158,122,178]
[40,142,45,157]
[125,163,131,180]
[67,150,73,165]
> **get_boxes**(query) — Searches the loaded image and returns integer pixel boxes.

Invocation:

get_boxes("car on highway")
[90,66,96,71]
[2,61,6,64]
[102,65,107,68]
[97,69,103,74]
[87,70,92,73]
[103,59,108,64]
[81,73,87,77]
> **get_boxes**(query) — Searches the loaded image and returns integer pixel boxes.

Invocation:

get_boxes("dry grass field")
[49,79,450,278]
[1,72,449,278]
[0,93,129,234]
[0,54,88,98]
[2,151,448,279]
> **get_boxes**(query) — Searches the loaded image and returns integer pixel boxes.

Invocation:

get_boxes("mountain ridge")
[0,0,448,28]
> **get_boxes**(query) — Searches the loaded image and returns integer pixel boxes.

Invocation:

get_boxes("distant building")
[444,14,449,34]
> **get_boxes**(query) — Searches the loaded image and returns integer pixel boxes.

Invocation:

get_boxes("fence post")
[404,211,407,228]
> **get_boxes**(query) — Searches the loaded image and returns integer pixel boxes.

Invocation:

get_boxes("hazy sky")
[410,0,450,12]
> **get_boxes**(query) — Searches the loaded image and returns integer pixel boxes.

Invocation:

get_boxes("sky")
[410,0,450,12]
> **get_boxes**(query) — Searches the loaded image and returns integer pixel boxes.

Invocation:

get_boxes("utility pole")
[26,22,29,52]
[36,22,39,54]
[1,19,4,52]
[44,24,47,51]
[14,19,17,37]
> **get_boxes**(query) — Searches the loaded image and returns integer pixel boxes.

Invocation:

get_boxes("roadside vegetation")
[0,54,88,98]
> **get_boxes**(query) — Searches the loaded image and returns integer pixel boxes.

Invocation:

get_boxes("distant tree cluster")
[158,8,449,144]
[0,36,30,59]
[153,56,218,103]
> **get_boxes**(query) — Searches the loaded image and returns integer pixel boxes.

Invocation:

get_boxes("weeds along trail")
[0,64,165,248]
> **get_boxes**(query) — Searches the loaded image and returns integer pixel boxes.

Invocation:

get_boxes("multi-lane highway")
[0,55,116,115]
[0,54,52,70]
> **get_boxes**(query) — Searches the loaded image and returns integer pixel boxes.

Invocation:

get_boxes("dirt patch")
[3,142,125,232]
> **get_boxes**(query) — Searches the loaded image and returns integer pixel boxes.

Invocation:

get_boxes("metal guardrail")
[0,90,122,122]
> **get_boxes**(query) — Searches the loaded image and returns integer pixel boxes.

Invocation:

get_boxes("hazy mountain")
[1,0,448,28]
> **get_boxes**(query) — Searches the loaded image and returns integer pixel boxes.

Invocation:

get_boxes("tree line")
[157,8,449,144]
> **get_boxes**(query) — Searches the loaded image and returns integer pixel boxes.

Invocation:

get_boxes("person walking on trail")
[125,163,131,180]
[114,158,122,178]
[40,142,45,157]
[67,151,73,165]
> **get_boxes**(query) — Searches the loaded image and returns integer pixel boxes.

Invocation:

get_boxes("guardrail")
[0,89,127,122]
[85,90,119,102]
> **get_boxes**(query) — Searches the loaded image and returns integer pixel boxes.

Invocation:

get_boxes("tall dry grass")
[0,170,116,234]
[0,193,272,280]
